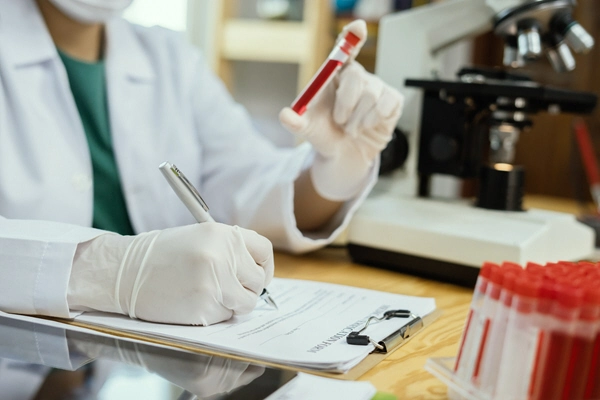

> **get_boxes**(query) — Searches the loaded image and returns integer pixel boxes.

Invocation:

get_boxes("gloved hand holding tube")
[67,223,274,326]
[279,19,404,201]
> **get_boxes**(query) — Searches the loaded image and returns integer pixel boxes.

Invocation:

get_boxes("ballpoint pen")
[158,161,278,309]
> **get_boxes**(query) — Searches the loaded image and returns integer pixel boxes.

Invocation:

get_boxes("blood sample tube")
[494,276,542,400]
[478,269,521,395]
[468,268,505,385]
[524,279,557,398]
[454,262,497,381]
[562,282,600,400]
[584,279,600,399]
[530,283,583,400]
[290,31,361,115]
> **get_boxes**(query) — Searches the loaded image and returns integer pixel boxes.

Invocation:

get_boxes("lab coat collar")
[0,0,155,82]
[105,18,156,82]
[0,0,57,67]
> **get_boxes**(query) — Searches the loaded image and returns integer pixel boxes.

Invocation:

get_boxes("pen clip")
[169,164,210,213]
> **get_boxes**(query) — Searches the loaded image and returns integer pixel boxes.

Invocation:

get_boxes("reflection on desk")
[0,314,294,399]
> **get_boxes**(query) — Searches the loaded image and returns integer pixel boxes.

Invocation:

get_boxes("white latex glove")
[67,223,274,326]
[279,19,403,201]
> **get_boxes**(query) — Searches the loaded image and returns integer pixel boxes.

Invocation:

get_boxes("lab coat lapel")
[0,0,94,225]
[0,0,55,67]
[104,19,157,233]
[0,0,92,170]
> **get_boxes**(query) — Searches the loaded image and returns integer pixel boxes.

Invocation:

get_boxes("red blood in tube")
[291,59,343,115]
[528,280,557,397]
[535,331,573,400]
[453,262,497,372]
[584,280,600,399]
[585,332,600,399]
[563,336,595,400]
[562,284,600,399]
[291,31,359,115]
[531,285,583,400]
[472,318,491,378]
[454,309,473,372]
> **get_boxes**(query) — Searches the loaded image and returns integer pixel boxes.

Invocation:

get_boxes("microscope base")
[347,195,595,287]
[348,243,481,287]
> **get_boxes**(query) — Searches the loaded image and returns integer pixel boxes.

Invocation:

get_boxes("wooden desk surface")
[274,248,472,399]
[273,196,593,398]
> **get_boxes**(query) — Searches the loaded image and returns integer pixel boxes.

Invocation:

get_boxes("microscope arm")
[375,0,499,196]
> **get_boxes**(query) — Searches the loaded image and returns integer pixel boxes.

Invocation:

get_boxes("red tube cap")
[555,284,584,308]
[514,276,541,298]
[344,31,361,47]
[480,262,497,279]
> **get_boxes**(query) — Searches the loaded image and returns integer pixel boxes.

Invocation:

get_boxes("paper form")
[75,278,436,372]
[265,373,377,400]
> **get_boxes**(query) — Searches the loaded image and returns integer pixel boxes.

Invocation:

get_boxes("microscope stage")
[347,194,595,287]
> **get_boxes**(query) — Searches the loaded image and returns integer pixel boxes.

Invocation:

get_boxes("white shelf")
[221,20,312,64]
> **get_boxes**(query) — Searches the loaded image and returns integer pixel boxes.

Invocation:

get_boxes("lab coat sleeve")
[187,43,379,253]
[0,217,106,318]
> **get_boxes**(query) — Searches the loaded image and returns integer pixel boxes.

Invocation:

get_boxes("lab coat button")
[72,174,92,192]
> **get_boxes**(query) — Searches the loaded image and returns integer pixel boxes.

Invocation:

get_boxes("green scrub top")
[58,49,135,235]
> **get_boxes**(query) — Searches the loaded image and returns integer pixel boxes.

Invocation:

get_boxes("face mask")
[48,0,134,24]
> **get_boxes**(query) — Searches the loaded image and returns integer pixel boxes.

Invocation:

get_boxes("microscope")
[347,0,598,286]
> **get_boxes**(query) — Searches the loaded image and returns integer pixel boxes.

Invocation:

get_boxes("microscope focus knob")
[429,133,458,163]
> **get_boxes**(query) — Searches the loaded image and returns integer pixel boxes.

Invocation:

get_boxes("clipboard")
[56,308,442,381]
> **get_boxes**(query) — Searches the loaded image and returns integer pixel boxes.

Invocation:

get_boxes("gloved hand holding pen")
[279,19,404,201]
[67,223,274,326]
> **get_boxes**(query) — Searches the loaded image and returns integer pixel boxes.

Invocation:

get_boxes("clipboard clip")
[346,309,424,353]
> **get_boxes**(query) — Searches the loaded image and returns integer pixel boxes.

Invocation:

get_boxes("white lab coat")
[0,1,377,319]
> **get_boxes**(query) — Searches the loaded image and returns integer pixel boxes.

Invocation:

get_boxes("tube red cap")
[502,271,521,291]
[514,276,541,298]
[344,31,361,46]
[558,261,576,267]
[489,265,504,285]
[501,262,523,272]
[580,283,600,320]
[525,262,544,275]
[555,284,584,308]
[578,261,596,267]
[480,262,497,279]
[540,280,558,299]
[584,283,600,306]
